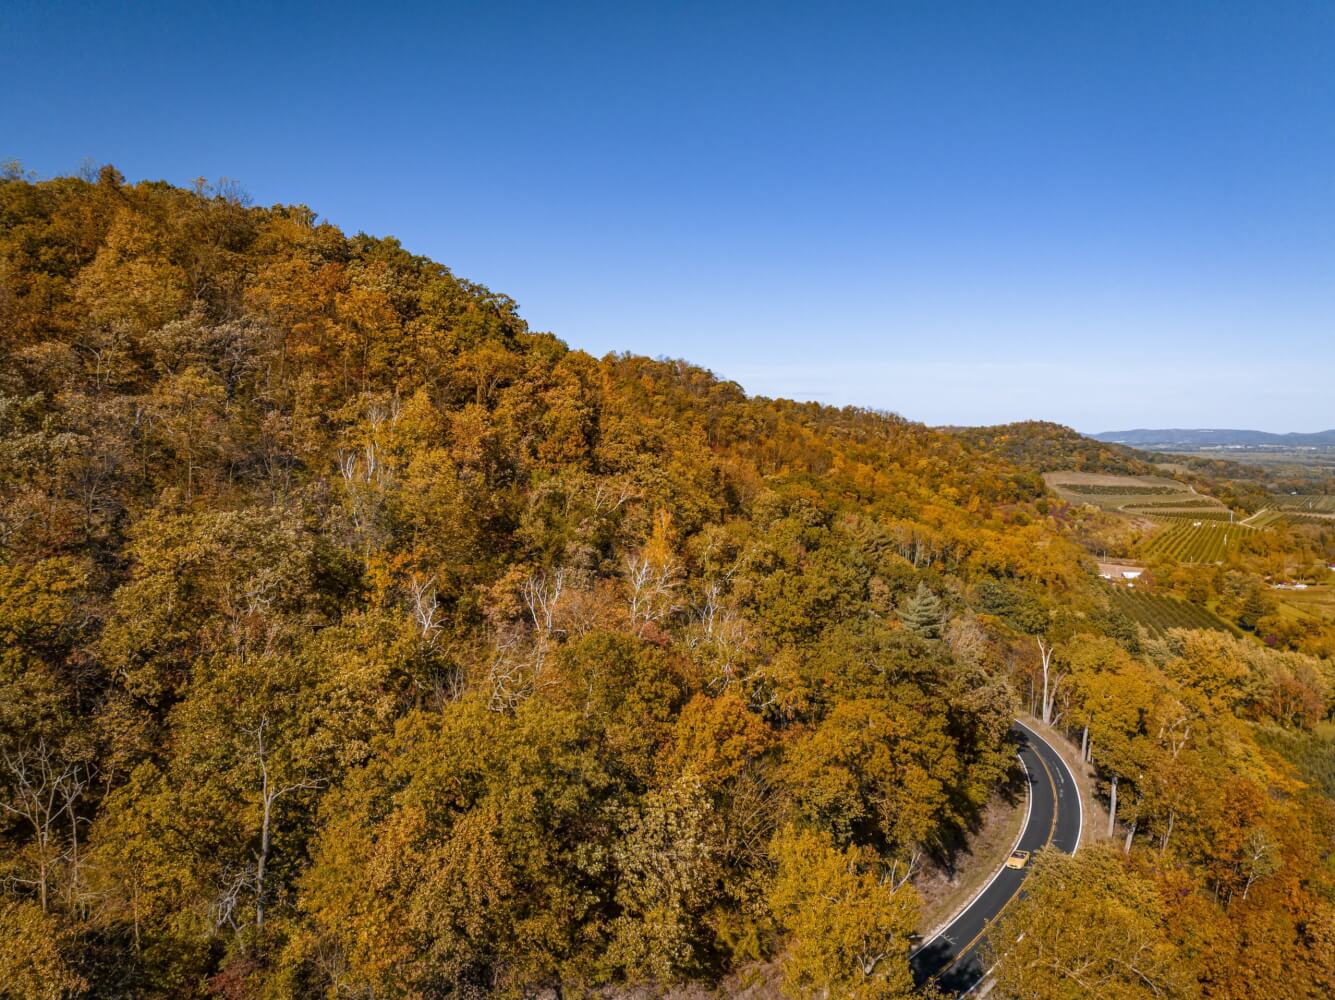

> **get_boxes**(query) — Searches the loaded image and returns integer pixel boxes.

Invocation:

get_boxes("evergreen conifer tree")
[899,582,944,639]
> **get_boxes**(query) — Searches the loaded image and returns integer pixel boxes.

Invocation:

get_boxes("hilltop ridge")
[1095,428,1335,448]
[1,169,1333,1000]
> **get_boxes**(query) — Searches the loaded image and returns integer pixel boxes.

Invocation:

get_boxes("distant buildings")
[1098,562,1144,585]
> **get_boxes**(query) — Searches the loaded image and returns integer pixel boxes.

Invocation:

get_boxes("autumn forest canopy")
[1,168,1333,999]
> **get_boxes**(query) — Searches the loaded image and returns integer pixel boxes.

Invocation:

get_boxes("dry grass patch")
[914,781,1027,936]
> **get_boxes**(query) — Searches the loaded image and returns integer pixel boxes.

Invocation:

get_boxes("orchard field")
[1273,494,1335,513]
[1140,518,1254,563]
[1105,587,1236,636]
[1044,470,1232,519]
[1244,508,1335,529]
[1128,506,1233,520]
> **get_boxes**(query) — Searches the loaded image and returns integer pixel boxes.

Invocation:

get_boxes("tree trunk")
[66,796,81,912]
[1039,638,1053,726]
[1160,811,1174,855]
[1124,817,1137,854]
[38,856,48,914]
[256,778,272,928]
[1106,774,1119,839]
[1080,725,1088,763]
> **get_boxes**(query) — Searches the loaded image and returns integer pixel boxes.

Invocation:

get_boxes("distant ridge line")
[1093,428,1335,448]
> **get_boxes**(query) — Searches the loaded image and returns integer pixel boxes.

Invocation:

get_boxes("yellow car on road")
[1006,849,1031,870]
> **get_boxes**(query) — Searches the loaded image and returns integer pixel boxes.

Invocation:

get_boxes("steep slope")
[1,170,1332,1000]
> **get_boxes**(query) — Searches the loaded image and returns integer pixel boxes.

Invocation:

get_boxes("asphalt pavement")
[908,719,1083,995]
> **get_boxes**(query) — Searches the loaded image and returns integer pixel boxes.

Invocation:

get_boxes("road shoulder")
[914,760,1028,942]
[1016,713,1105,848]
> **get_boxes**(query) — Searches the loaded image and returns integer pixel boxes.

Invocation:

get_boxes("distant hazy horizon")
[5,1,1332,431]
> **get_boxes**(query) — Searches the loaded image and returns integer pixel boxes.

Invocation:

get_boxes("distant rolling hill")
[1094,428,1335,448]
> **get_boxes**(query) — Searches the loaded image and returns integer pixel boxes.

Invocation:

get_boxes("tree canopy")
[0,169,1332,999]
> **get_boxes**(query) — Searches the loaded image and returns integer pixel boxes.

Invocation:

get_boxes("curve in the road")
[908,719,1082,996]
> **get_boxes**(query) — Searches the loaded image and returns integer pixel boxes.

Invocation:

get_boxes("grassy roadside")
[605,725,1094,999]
[914,780,1027,936]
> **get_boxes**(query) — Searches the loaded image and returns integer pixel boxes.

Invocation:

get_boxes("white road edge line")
[963,722,1087,997]
[961,961,998,996]
[910,744,1034,958]
[1012,719,1083,855]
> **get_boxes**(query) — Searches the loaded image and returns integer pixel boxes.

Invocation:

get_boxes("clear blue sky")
[4,1,1333,432]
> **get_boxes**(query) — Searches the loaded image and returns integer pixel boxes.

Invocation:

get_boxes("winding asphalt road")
[908,720,1083,996]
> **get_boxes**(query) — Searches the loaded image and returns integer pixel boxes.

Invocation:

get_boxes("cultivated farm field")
[1053,483,1182,496]
[1246,509,1335,529]
[1105,587,1236,636]
[1275,585,1335,624]
[1044,471,1230,519]
[1147,509,1235,521]
[1124,505,1234,519]
[1045,472,1255,563]
[1140,518,1254,563]
[1260,495,1335,524]
[1120,498,1222,509]
[1273,494,1335,512]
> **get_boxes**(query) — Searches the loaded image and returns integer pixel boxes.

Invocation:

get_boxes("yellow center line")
[1032,741,1059,847]
[927,739,1059,985]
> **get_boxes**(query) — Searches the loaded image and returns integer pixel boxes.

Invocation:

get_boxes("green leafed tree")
[898,581,945,639]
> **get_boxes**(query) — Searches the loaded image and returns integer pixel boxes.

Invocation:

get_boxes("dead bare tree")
[719,767,781,870]
[0,740,89,913]
[425,661,468,710]
[588,480,636,521]
[1157,713,1192,761]
[521,568,567,635]
[484,628,557,713]
[247,717,322,929]
[1037,637,1062,726]
[687,582,752,691]
[1239,829,1278,902]
[885,848,923,893]
[209,866,256,932]
[624,552,680,634]
[223,565,283,660]
[408,573,445,644]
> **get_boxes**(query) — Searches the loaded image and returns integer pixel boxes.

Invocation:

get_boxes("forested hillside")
[1,168,1332,999]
